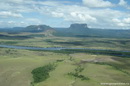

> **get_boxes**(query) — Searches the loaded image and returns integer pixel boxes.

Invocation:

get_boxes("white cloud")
[0,0,36,13]
[68,12,97,22]
[0,0,129,29]
[25,0,129,29]
[51,12,64,18]
[112,18,121,23]
[0,0,31,3]
[0,3,12,10]
[112,17,130,28]
[123,18,130,24]
[82,0,114,7]
[0,20,26,28]
[0,11,23,18]
[37,2,130,28]
[119,0,127,6]
[36,4,97,23]
[117,23,123,26]
[118,0,130,9]
[8,21,15,24]
[26,18,43,25]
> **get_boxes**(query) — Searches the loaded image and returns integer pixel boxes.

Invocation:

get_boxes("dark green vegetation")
[51,49,130,58]
[68,66,89,80]
[68,72,89,80]
[45,40,83,45]
[0,41,18,45]
[31,64,56,83]
[0,34,31,40]
[44,38,130,51]
[45,39,130,46]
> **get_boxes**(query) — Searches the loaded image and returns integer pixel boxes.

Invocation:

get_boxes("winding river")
[0,44,130,53]
[0,45,85,50]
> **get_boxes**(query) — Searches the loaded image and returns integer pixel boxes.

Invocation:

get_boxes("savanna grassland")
[0,32,130,86]
[1,32,130,50]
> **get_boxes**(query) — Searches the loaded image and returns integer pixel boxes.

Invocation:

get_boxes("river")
[0,44,130,53]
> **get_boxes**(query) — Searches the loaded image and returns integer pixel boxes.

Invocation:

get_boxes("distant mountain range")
[0,23,130,38]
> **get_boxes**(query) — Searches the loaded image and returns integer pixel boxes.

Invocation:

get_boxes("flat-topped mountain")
[67,23,89,34]
[69,23,89,29]
[54,23,130,38]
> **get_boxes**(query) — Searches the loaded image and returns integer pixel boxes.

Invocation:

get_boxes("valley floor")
[0,48,130,86]
[0,33,130,86]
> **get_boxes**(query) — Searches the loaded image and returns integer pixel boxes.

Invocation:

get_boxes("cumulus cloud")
[0,0,129,29]
[26,18,43,25]
[51,12,64,18]
[123,18,130,23]
[119,0,127,6]
[0,0,31,3]
[49,10,97,23]
[0,11,23,18]
[0,0,35,13]
[82,0,114,7]
[68,12,97,23]
[35,2,129,28]
[0,20,26,28]
[112,17,130,28]
[112,18,121,23]
[118,0,130,9]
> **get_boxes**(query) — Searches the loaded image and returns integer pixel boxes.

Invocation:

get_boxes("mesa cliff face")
[69,23,89,30]
[67,23,89,34]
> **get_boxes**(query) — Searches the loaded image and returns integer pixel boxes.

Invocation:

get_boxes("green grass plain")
[0,32,130,86]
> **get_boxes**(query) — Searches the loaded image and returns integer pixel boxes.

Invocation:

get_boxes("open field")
[0,32,130,86]
[0,32,130,51]
[0,0,130,85]
[0,47,130,86]
[0,48,69,86]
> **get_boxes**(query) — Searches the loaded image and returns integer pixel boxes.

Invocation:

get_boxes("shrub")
[31,64,56,83]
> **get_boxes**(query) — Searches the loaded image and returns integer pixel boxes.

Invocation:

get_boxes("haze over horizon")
[0,0,130,29]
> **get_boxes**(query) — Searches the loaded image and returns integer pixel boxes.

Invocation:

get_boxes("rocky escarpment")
[69,23,89,30]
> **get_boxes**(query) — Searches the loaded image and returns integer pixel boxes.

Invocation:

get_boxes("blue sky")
[0,0,130,29]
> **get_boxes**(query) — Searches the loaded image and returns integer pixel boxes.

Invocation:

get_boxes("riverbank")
[0,44,130,58]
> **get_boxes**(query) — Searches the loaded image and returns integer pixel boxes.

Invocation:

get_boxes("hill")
[23,25,54,33]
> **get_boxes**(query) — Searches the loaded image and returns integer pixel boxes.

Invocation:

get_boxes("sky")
[0,0,130,29]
